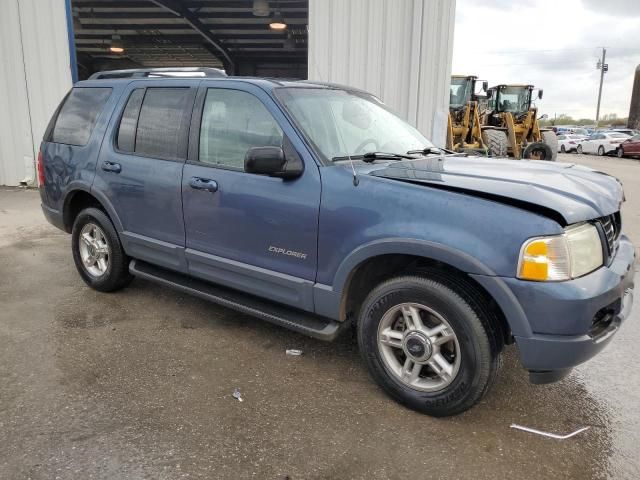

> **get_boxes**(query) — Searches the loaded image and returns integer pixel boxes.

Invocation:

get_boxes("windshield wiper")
[406,146,457,156]
[332,152,413,163]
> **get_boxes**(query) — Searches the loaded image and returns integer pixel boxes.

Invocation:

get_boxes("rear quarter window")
[50,87,112,146]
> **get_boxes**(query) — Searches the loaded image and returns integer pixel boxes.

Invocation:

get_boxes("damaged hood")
[368,156,624,225]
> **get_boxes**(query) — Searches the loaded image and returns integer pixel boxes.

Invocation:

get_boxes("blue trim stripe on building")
[64,0,78,83]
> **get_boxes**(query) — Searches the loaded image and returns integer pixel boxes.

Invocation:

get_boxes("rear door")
[181,81,321,310]
[92,80,197,272]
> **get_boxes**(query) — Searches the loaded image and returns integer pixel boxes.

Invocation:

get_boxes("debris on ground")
[510,423,590,439]
[286,349,303,356]
[232,388,243,402]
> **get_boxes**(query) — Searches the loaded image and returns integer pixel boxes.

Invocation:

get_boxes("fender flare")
[313,238,531,337]
[314,238,498,320]
[331,238,497,294]
[62,183,124,233]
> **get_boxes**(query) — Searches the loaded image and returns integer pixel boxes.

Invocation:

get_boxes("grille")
[598,212,621,257]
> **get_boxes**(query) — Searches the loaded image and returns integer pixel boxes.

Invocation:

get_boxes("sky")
[452,0,640,120]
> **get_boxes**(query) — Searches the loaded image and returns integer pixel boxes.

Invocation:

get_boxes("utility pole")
[595,47,608,125]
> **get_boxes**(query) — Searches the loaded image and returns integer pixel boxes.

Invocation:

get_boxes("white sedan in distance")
[577,132,631,155]
[557,134,587,153]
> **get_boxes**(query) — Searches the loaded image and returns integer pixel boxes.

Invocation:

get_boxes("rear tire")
[523,141,554,161]
[577,144,583,154]
[541,131,559,161]
[72,207,133,292]
[358,274,501,417]
[482,129,508,157]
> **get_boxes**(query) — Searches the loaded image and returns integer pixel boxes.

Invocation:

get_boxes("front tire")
[482,129,508,157]
[72,207,133,292]
[560,144,566,153]
[541,130,559,161]
[617,147,625,158]
[598,145,605,156]
[358,274,501,416]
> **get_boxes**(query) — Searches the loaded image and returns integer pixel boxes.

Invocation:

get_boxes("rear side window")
[51,88,111,146]
[134,88,191,160]
[116,89,144,152]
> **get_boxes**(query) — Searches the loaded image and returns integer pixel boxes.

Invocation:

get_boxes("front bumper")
[510,235,635,382]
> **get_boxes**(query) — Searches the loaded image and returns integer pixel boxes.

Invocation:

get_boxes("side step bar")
[129,260,348,341]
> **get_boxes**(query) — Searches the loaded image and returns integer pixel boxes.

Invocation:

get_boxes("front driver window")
[199,89,283,169]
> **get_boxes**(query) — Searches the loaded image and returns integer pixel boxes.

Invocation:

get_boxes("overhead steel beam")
[149,0,235,73]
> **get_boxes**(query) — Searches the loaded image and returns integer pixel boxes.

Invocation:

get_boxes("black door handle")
[189,176,218,193]
[101,161,121,173]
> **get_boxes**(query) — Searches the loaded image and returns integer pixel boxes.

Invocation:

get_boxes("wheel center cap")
[403,331,432,363]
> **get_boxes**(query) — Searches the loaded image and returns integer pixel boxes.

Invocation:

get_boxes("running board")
[129,259,347,341]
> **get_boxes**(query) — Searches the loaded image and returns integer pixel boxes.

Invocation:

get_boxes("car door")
[583,134,598,153]
[557,135,565,151]
[628,135,640,154]
[181,81,321,310]
[93,80,197,272]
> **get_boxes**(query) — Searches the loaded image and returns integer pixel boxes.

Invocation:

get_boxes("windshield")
[276,88,433,162]
[497,87,531,113]
[450,78,471,108]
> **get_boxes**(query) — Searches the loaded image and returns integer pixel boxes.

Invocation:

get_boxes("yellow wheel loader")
[482,84,558,161]
[447,75,489,154]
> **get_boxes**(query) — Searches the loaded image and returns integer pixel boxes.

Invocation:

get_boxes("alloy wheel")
[377,302,461,392]
[78,223,110,277]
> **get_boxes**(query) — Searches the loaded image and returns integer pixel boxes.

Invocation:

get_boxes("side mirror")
[244,146,304,179]
[538,114,548,120]
[485,90,493,99]
[538,89,544,100]
[482,80,488,92]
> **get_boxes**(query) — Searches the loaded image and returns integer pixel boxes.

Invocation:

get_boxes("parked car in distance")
[617,133,640,158]
[577,132,631,155]
[39,68,635,417]
[557,134,586,153]
[611,128,638,137]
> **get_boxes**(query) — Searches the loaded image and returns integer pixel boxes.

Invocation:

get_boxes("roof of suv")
[80,68,371,95]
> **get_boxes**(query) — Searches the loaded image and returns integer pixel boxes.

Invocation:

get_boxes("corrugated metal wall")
[0,0,72,186]
[308,0,456,147]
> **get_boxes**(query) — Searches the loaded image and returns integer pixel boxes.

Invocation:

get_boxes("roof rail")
[89,67,227,80]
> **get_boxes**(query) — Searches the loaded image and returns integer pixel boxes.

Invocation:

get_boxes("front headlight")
[517,223,603,281]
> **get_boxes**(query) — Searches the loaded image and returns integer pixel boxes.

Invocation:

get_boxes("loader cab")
[489,84,535,115]
[449,76,488,109]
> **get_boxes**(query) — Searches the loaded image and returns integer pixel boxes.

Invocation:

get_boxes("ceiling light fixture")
[269,10,287,30]
[109,34,124,54]
[252,0,270,17]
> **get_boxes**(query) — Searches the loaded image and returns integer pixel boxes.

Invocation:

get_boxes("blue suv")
[39,68,635,416]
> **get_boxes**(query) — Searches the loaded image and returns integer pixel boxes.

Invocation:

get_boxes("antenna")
[330,106,359,186]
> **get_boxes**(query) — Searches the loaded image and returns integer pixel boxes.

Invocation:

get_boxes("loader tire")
[541,131,558,161]
[482,129,508,158]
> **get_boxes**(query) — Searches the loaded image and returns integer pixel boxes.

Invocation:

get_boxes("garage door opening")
[70,0,308,80]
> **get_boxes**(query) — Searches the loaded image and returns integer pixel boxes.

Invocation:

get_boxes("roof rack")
[89,67,227,80]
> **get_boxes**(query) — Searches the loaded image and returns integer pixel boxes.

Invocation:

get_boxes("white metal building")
[0,0,455,186]
[0,0,73,186]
